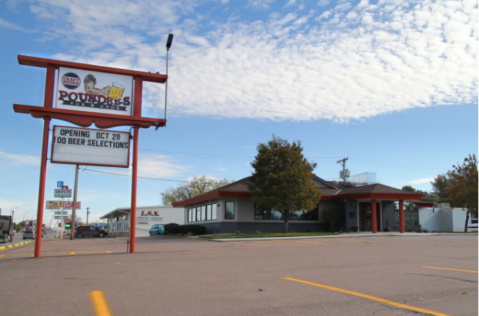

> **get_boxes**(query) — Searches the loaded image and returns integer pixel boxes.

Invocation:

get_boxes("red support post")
[129,126,139,253]
[399,200,405,233]
[371,199,377,233]
[34,117,51,257]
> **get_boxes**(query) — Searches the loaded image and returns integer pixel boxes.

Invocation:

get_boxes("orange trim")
[13,104,166,129]
[172,190,252,207]
[331,192,423,201]
[18,55,167,83]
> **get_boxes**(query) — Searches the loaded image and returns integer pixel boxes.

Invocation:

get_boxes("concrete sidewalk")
[208,231,477,242]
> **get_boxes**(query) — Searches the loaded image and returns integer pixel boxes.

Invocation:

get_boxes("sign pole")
[71,165,79,240]
[129,126,139,253]
[34,117,51,258]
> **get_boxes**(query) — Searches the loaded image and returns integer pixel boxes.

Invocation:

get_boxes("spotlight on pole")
[158,33,174,130]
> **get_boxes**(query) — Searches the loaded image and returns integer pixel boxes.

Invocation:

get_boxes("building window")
[254,204,318,220]
[394,201,419,227]
[225,202,235,220]
[207,205,212,221]
[201,206,206,221]
[212,204,217,220]
[471,213,478,224]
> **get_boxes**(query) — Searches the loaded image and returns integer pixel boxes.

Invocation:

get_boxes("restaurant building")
[172,175,429,234]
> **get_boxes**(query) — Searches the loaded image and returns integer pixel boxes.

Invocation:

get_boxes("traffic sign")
[57,181,64,188]
[54,216,69,219]
[54,188,72,197]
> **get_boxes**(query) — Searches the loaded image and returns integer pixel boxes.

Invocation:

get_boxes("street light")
[23,212,30,222]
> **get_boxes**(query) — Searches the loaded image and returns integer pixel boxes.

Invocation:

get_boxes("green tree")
[431,174,451,203]
[445,154,478,232]
[248,136,321,233]
[160,176,234,205]
[401,185,416,193]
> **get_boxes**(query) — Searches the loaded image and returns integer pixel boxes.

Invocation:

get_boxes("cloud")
[408,178,435,185]
[23,0,478,123]
[137,154,192,178]
[248,0,275,10]
[0,151,39,166]
[0,18,36,33]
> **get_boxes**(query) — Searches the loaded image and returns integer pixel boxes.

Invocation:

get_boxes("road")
[0,233,477,316]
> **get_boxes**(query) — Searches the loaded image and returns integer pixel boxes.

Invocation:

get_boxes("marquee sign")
[56,67,133,116]
[51,125,130,167]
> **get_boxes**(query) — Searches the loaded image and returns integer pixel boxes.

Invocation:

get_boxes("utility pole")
[87,207,90,224]
[71,164,79,240]
[337,157,349,182]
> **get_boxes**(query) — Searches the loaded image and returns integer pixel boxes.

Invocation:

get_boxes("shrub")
[164,223,206,236]
[416,228,422,233]
[345,228,350,233]
[235,230,241,235]
[255,231,261,234]
[290,229,295,233]
[185,232,194,237]
[306,230,311,233]
[422,229,428,233]
[213,230,217,235]
[329,222,335,233]
[271,231,276,233]
[407,227,412,232]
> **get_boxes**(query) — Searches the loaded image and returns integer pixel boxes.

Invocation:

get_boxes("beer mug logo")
[108,82,125,100]
[61,72,81,90]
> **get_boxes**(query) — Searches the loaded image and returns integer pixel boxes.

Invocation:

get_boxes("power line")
[81,167,189,182]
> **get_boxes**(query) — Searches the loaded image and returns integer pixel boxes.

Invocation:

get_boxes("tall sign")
[13,53,169,258]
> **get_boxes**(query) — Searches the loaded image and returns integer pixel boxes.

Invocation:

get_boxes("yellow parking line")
[106,251,113,254]
[90,291,112,316]
[422,266,478,274]
[282,277,450,316]
[225,242,266,248]
[0,255,4,258]
[69,252,76,255]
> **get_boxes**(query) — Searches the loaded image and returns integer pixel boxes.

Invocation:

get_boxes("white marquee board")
[51,126,130,168]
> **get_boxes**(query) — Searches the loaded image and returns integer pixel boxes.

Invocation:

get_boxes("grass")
[199,232,342,239]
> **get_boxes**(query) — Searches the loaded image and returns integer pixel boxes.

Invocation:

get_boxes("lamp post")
[87,207,90,224]
[23,212,30,222]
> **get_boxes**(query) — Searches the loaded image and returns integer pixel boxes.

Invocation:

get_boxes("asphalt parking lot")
[0,234,477,316]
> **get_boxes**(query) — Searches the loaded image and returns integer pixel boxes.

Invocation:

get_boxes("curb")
[0,240,33,250]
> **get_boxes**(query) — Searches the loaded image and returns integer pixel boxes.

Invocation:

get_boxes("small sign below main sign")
[54,189,72,198]
[51,126,130,168]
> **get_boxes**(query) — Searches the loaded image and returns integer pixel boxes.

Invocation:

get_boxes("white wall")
[136,205,184,236]
[419,207,477,232]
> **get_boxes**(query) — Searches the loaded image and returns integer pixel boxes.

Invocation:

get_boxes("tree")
[445,154,478,232]
[431,174,451,203]
[248,136,322,233]
[160,176,235,205]
[401,185,416,193]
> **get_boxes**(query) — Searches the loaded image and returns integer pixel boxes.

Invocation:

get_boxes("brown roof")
[172,176,424,207]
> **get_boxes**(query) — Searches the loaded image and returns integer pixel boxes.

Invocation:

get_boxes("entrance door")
[359,202,380,232]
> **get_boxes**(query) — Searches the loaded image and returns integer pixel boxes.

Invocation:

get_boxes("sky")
[0,0,477,226]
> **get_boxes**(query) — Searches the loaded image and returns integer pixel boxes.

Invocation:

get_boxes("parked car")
[23,229,43,240]
[75,226,108,238]
[149,224,165,236]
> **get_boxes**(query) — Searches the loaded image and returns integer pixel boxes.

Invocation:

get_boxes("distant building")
[100,205,184,237]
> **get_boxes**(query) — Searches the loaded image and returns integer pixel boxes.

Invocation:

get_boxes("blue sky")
[0,0,477,225]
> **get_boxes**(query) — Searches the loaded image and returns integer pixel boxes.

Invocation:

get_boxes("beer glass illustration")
[108,82,125,100]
